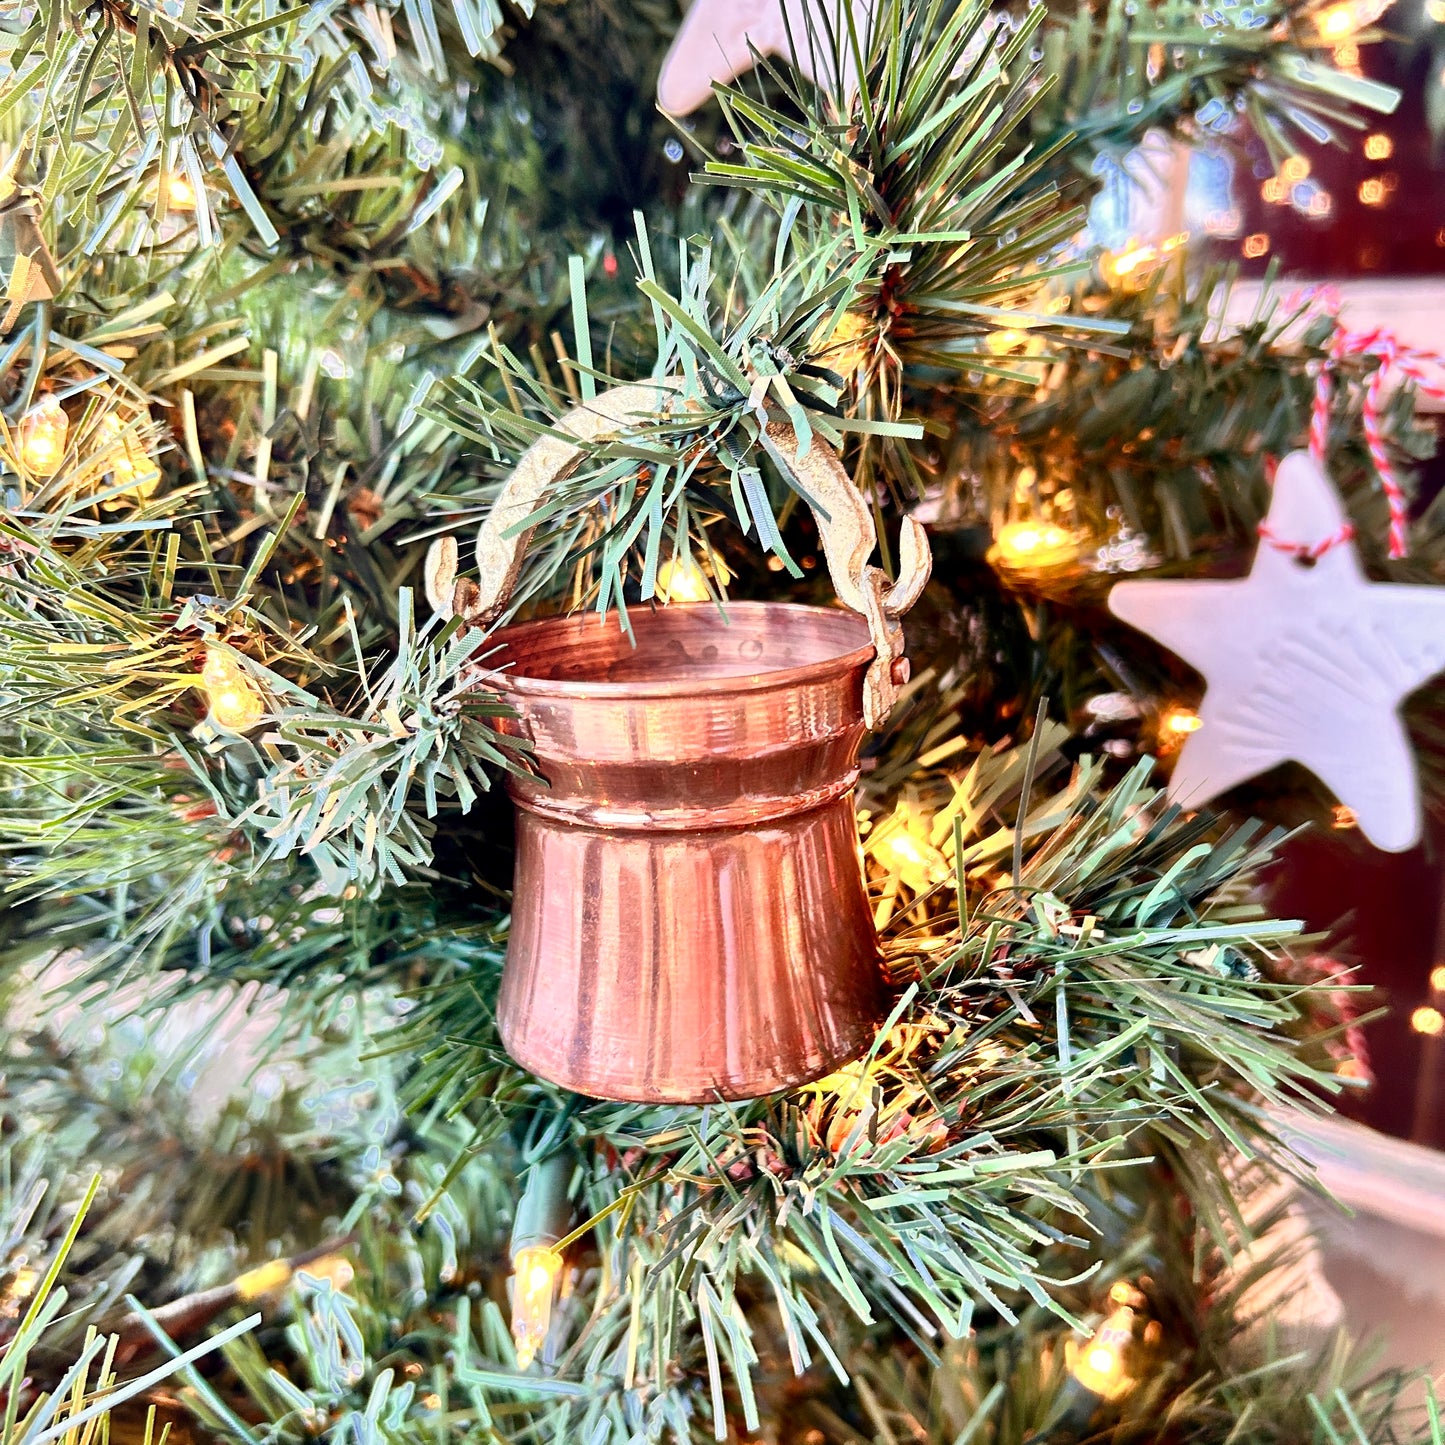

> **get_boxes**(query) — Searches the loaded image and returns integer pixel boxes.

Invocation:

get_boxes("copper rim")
[472,601,875,699]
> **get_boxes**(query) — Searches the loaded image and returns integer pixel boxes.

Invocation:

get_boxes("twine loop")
[1267,285,1445,561]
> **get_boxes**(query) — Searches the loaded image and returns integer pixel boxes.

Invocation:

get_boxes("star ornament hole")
[1292,553,1319,570]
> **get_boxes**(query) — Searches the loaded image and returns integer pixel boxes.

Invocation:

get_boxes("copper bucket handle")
[425,376,931,728]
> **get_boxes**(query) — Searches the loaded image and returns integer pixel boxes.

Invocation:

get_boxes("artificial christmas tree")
[3,1,1445,1442]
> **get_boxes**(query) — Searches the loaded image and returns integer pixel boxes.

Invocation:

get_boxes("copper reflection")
[478,602,885,1103]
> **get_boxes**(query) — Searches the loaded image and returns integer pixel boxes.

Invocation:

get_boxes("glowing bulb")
[883,832,928,867]
[1242,233,1270,259]
[1331,804,1357,830]
[1412,1006,1445,1037]
[875,810,946,893]
[162,173,197,210]
[985,328,1030,356]
[655,556,712,603]
[816,308,873,380]
[1358,178,1387,207]
[993,521,1079,569]
[1280,155,1310,183]
[18,396,69,476]
[201,645,265,732]
[1313,0,1395,38]
[1068,1304,1136,1399]
[1364,133,1393,160]
[95,415,161,503]
[511,1246,562,1369]
[1101,243,1159,288]
[1429,966,1445,992]
[1162,706,1202,736]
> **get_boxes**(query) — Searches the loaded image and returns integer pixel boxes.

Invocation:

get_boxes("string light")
[95,414,161,502]
[511,1245,563,1369]
[159,173,197,210]
[1101,243,1158,288]
[817,309,873,380]
[1067,1302,1137,1400]
[1161,706,1203,737]
[1313,0,1394,40]
[1242,233,1270,259]
[1279,155,1310,183]
[234,1251,354,1301]
[1364,133,1393,160]
[18,395,69,476]
[878,830,941,889]
[201,645,266,732]
[1429,966,1445,992]
[655,555,717,603]
[993,521,1079,569]
[985,328,1031,356]
[509,1153,573,1371]
[874,805,948,892]
[1,1265,40,1320]
[1412,1006,1445,1037]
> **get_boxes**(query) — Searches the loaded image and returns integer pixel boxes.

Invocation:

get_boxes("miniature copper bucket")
[478,603,882,1102]
[427,376,932,1102]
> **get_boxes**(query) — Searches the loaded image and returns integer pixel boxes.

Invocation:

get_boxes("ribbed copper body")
[478,602,884,1103]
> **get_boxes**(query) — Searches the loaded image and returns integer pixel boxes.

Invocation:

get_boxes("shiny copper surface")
[478,602,885,1103]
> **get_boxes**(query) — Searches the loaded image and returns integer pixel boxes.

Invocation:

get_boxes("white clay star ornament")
[1108,450,1445,852]
[657,0,873,116]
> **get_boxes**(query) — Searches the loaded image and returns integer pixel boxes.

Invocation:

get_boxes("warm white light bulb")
[876,808,946,893]
[19,396,69,477]
[1069,1304,1136,1398]
[1161,706,1203,737]
[1101,243,1160,288]
[1314,0,1394,39]
[511,1245,562,1369]
[985,328,1030,356]
[96,414,161,503]
[201,646,265,732]
[993,520,1078,569]
[656,556,712,603]
[1412,1006,1445,1038]
[163,173,197,210]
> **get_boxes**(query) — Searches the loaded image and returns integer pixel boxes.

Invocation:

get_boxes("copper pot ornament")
[427,378,932,1102]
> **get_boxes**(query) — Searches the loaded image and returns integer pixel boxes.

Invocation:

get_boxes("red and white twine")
[1257,514,1355,561]
[1270,285,1445,561]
